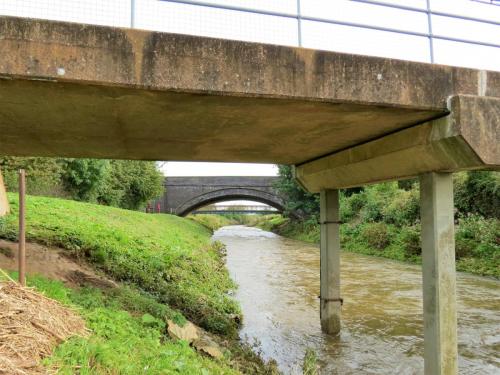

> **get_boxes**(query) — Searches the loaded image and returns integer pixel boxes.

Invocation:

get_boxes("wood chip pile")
[0,279,88,374]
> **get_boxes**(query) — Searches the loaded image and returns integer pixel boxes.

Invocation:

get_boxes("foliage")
[61,159,109,202]
[455,214,499,261]
[0,157,65,196]
[454,171,500,219]
[0,157,164,210]
[97,160,164,210]
[273,165,319,219]
[359,222,390,250]
[397,225,421,259]
[0,194,240,336]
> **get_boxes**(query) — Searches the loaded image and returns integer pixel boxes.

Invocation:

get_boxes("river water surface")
[213,225,500,375]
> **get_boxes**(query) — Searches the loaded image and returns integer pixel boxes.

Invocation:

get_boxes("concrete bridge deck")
[0,16,498,171]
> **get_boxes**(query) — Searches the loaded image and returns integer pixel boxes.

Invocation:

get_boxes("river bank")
[0,194,278,374]
[245,214,499,279]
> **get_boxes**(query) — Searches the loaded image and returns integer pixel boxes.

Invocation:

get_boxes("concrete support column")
[320,189,341,335]
[420,172,458,375]
[0,167,9,217]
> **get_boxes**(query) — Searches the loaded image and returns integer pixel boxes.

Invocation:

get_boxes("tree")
[61,159,109,202]
[98,160,164,210]
[274,165,319,219]
[0,156,164,211]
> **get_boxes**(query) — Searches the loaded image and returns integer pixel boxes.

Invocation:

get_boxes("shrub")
[341,191,366,222]
[382,187,420,226]
[360,222,391,250]
[359,183,399,222]
[454,171,500,219]
[455,214,499,260]
[398,225,421,258]
[0,157,64,196]
[0,157,164,211]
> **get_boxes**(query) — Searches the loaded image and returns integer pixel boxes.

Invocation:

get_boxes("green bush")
[360,222,391,250]
[398,225,421,258]
[359,183,399,222]
[341,192,366,222]
[0,157,65,196]
[455,214,499,260]
[0,157,164,211]
[454,171,500,219]
[273,165,319,219]
[382,187,420,226]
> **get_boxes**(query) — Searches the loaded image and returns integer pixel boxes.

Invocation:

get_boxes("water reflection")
[214,225,500,375]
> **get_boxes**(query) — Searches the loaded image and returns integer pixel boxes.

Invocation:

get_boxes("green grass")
[5,272,237,375]
[188,214,238,232]
[0,193,240,336]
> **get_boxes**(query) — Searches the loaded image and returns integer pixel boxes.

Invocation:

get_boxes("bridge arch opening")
[190,198,281,216]
[175,188,284,217]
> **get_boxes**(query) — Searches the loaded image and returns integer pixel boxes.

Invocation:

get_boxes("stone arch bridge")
[154,176,283,216]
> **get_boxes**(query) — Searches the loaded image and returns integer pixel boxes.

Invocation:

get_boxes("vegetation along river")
[213,225,500,375]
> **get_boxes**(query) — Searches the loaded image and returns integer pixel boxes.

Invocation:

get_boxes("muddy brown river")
[213,225,500,375]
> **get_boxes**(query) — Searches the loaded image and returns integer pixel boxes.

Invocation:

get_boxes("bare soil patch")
[0,240,116,289]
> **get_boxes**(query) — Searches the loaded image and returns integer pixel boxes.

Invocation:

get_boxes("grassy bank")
[0,194,279,374]
[249,211,499,279]
[8,272,236,374]
[0,193,238,335]
[188,214,240,232]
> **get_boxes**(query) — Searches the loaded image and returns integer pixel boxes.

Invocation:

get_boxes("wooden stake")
[18,169,26,286]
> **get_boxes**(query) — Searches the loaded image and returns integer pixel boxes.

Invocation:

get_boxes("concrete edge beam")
[1,16,500,109]
[0,167,9,216]
[295,95,500,192]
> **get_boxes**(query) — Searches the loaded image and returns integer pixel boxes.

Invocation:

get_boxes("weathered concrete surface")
[320,189,341,335]
[0,168,8,216]
[420,173,458,375]
[295,95,500,191]
[154,176,282,215]
[0,17,499,164]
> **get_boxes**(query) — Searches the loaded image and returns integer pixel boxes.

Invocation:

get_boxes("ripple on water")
[213,226,500,375]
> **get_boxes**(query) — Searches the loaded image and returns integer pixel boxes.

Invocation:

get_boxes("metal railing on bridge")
[193,205,279,215]
[1,1,499,71]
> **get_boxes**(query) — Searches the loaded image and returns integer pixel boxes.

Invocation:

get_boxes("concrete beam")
[0,167,9,216]
[296,95,500,191]
[0,17,499,165]
[420,172,458,375]
[320,189,341,335]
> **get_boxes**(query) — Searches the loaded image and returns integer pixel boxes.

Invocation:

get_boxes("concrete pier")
[320,189,341,335]
[420,173,458,375]
[0,168,9,217]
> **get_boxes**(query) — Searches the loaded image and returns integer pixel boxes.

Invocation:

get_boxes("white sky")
[2,0,499,178]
